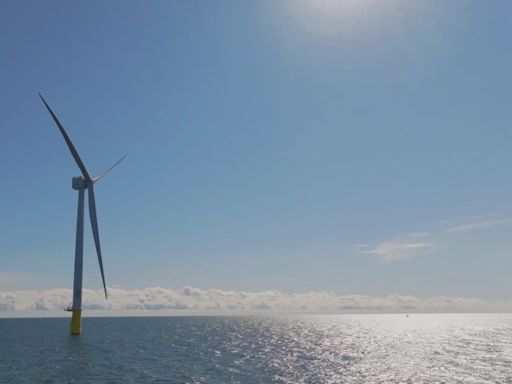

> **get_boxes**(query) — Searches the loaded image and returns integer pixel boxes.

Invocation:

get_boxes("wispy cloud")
[358,214,512,263]
[445,218,512,235]
[354,244,369,251]
[407,232,431,238]
[1,287,511,314]
[358,241,436,262]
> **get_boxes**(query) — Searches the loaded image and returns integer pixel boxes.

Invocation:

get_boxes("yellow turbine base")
[70,310,82,335]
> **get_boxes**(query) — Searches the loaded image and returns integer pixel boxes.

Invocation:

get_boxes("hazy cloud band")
[1,287,511,314]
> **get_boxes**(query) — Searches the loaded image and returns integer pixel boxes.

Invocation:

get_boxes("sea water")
[1,314,511,383]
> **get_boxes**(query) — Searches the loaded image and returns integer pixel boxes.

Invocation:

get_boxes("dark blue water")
[1,314,512,383]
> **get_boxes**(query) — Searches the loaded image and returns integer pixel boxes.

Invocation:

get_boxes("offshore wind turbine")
[39,94,125,335]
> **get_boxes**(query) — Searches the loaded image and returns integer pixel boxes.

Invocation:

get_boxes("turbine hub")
[72,176,88,190]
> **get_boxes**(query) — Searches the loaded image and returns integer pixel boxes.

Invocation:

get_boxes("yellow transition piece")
[71,310,82,335]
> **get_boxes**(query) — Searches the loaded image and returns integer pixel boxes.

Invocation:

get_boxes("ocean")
[1,314,511,383]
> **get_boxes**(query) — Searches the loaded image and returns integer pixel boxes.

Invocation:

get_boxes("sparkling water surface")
[1,314,511,383]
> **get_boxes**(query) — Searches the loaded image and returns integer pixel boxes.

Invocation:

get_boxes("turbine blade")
[88,186,108,299]
[39,94,91,181]
[93,154,127,183]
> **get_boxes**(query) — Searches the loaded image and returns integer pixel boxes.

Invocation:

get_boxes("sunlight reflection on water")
[1,314,511,383]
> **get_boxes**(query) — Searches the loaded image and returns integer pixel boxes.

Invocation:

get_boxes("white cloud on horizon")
[1,287,511,314]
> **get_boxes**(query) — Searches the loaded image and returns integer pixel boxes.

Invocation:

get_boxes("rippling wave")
[1,314,511,383]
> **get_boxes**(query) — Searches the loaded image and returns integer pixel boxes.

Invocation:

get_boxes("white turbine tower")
[40,94,125,335]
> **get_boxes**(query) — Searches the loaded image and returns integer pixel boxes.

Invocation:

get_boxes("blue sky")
[1,0,512,300]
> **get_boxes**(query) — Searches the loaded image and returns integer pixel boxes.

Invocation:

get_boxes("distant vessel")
[40,94,125,335]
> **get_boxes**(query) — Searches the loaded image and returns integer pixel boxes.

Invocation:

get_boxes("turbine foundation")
[70,309,82,335]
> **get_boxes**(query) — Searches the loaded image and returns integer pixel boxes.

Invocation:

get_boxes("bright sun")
[280,0,425,42]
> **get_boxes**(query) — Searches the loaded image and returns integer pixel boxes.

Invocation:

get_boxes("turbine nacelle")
[72,176,88,190]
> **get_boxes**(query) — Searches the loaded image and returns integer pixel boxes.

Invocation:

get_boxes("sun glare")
[280,0,427,43]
